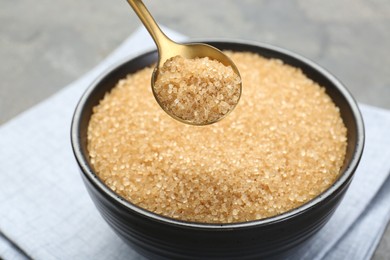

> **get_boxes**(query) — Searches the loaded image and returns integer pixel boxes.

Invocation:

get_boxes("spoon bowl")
[127,0,242,125]
[152,41,242,80]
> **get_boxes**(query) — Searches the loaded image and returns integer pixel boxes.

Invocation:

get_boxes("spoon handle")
[126,0,173,51]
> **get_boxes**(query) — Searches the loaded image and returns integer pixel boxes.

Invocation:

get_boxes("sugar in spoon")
[126,0,242,125]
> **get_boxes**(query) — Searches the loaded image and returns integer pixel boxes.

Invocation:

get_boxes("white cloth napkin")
[1,27,390,260]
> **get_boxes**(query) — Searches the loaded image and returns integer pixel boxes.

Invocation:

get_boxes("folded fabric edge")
[0,231,31,260]
[322,172,390,260]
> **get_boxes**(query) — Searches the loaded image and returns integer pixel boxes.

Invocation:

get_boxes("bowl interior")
[72,41,364,228]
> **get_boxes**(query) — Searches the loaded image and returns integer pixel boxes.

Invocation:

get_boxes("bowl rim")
[71,39,365,230]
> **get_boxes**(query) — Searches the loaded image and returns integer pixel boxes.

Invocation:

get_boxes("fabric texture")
[0,27,389,260]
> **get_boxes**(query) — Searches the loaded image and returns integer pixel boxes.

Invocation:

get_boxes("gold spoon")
[126,0,242,125]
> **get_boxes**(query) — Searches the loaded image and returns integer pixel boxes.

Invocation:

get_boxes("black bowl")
[71,41,364,259]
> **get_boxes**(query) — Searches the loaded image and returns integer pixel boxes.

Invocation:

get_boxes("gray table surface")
[1,0,389,259]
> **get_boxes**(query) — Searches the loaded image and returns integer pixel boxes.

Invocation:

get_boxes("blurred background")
[0,0,389,258]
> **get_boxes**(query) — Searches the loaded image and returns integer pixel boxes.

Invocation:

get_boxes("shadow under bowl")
[71,40,364,259]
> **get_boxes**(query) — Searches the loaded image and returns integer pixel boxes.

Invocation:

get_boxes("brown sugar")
[87,51,347,223]
[153,56,241,124]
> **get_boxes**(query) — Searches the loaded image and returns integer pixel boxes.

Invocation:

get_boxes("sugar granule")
[87,51,347,223]
[153,55,241,124]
